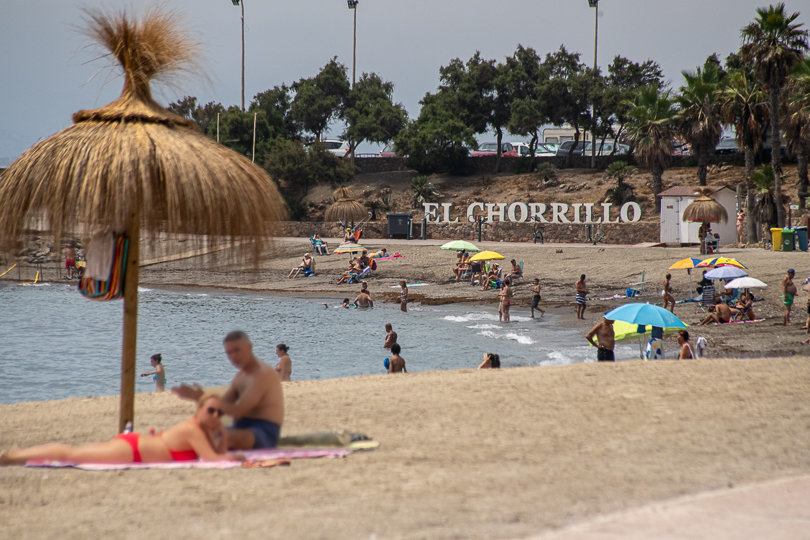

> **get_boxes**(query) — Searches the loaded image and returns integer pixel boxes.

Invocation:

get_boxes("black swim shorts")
[531,295,541,308]
[232,417,281,448]
[597,348,615,362]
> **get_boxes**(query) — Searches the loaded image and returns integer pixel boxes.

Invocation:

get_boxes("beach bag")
[370,259,377,271]
[78,233,129,301]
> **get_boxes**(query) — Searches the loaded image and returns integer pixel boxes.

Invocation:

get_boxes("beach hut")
[0,10,286,431]
[659,186,736,245]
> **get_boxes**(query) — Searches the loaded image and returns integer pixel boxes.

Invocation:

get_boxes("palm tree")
[676,64,723,186]
[718,69,768,241]
[784,56,810,210]
[741,2,809,226]
[625,87,678,212]
[751,164,780,242]
[604,160,638,205]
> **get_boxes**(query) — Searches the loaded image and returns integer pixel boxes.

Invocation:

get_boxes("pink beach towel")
[25,447,353,471]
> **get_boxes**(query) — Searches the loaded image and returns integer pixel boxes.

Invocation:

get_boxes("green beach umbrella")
[440,240,480,252]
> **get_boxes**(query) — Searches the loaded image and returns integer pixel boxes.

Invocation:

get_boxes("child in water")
[140,353,166,392]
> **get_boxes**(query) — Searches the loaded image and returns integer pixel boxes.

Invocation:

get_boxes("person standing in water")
[530,278,545,319]
[575,274,589,320]
[140,353,166,392]
[274,344,292,382]
[399,281,408,312]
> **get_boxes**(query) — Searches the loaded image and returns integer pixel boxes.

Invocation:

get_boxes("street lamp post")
[231,0,246,111]
[588,0,598,168]
[347,0,358,165]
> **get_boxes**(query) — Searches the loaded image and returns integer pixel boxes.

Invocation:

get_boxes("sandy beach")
[2,357,809,539]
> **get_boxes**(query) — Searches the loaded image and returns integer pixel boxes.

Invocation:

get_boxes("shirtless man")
[530,278,545,318]
[575,274,589,320]
[662,273,675,313]
[172,331,284,449]
[699,298,732,325]
[585,316,615,362]
[387,344,407,373]
[783,269,797,325]
[354,288,373,308]
[383,323,397,349]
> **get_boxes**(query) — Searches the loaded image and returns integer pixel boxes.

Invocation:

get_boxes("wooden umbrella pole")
[119,211,140,433]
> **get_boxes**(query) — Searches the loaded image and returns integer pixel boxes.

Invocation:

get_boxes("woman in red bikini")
[1,394,235,465]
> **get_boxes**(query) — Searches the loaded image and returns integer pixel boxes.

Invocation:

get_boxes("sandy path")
[2,357,809,539]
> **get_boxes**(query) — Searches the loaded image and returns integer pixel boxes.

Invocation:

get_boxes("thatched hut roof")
[682,188,728,224]
[0,9,286,255]
[325,186,368,223]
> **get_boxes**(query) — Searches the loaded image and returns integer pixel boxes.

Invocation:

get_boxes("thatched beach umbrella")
[682,189,729,224]
[0,10,286,431]
[325,186,368,224]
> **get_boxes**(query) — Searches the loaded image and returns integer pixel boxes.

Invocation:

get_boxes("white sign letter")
[486,203,507,223]
[529,203,548,223]
[583,203,599,223]
[551,203,571,224]
[441,203,459,223]
[571,203,583,224]
[467,202,484,223]
[620,202,642,223]
[507,202,529,223]
[423,203,439,223]
[601,202,619,224]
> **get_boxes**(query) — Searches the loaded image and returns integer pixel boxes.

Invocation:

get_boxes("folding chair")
[628,270,646,296]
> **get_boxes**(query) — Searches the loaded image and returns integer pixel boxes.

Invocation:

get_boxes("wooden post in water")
[119,210,140,433]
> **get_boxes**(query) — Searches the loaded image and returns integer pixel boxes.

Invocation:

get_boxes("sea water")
[0,282,637,404]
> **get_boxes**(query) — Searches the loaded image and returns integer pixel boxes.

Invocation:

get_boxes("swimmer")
[274,344,291,382]
[140,353,166,392]
[399,281,408,312]
[383,323,397,349]
[530,278,545,318]
[387,344,406,373]
[477,353,501,369]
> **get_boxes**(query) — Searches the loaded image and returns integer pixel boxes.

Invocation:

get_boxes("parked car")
[380,143,397,157]
[511,142,533,157]
[555,140,588,156]
[588,141,630,156]
[471,142,519,157]
[715,137,740,155]
[317,139,351,157]
[534,143,556,157]
[672,141,691,156]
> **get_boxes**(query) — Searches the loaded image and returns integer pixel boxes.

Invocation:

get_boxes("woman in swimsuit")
[499,278,513,322]
[0,394,235,465]
[399,281,408,312]
[140,353,166,392]
[274,344,292,382]
[677,330,696,360]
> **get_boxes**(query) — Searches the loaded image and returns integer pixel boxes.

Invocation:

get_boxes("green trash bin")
[771,227,783,251]
[782,228,795,252]
[796,226,808,251]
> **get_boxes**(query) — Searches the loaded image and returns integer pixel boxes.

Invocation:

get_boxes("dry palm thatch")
[0,8,286,254]
[682,188,728,224]
[0,9,286,431]
[325,186,368,223]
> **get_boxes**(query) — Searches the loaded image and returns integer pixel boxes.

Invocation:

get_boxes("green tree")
[290,58,350,141]
[604,160,638,205]
[505,46,547,155]
[751,164,780,240]
[167,96,225,137]
[540,46,589,166]
[625,87,678,211]
[718,69,768,241]
[263,139,352,198]
[676,60,724,186]
[410,175,439,207]
[741,2,809,226]
[603,56,664,152]
[250,85,300,141]
[216,106,272,158]
[343,73,408,155]
[785,56,810,210]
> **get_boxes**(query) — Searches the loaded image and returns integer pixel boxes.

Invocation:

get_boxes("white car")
[318,139,351,158]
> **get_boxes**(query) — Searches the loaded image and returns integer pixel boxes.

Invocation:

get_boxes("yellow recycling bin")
[771,227,783,251]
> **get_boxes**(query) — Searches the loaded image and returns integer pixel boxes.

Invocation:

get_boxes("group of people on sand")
[2,331,287,466]
[585,316,697,362]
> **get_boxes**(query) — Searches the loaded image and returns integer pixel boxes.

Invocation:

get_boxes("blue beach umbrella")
[605,303,687,329]
[704,266,748,280]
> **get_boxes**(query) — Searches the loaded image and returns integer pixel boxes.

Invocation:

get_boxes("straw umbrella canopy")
[682,189,729,224]
[0,10,286,432]
[325,186,368,224]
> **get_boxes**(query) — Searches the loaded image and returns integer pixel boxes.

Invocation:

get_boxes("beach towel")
[374,254,405,261]
[391,283,428,288]
[717,318,764,325]
[25,448,354,471]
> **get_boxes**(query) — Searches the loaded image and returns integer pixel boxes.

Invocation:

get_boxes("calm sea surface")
[0,282,636,404]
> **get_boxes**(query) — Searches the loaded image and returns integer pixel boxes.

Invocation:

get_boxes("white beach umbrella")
[724,277,767,289]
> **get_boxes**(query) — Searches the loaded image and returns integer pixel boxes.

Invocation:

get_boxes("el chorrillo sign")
[422,201,641,224]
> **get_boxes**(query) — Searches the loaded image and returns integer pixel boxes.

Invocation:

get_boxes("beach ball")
[383,357,390,370]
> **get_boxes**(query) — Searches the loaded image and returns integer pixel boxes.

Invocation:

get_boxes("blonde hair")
[197,392,221,408]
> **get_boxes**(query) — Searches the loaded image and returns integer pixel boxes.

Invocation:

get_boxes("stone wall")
[274,220,660,245]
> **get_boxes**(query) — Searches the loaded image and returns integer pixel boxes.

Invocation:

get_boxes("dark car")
[715,138,739,155]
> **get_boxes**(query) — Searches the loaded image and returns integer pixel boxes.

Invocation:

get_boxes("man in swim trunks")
[530,278,544,318]
[575,274,588,320]
[585,316,615,361]
[172,331,284,450]
[354,288,373,308]
[699,298,732,325]
[783,269,797,326]
[383,323,398,349]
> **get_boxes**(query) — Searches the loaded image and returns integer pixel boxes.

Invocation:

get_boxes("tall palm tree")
[784,56,810,210]
[625,87,678,212]
[751,164,780,242]
[718,69,768,241]
[741,2,809,226]
[676,65,723,186]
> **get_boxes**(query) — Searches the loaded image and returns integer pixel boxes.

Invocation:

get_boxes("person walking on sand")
[530,278,545,319]
[383,323,398,350]
[575,274,589,320]
[499,278,513,322]
[585,316,615,362]
[677,330,696,359]
[140,353,166,392]
[1,394,237,465]
[399,281,408,312]
[387,344,407,373]
[274,344,291,382]
[172,331,284,450]
[783,269,797,326]
[662,273,675,313]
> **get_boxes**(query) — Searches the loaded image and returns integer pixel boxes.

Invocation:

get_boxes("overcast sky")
[1,0,806,162]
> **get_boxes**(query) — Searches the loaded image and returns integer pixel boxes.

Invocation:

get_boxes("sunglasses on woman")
[207,406,224,417]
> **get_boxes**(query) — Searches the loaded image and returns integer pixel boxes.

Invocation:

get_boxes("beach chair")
[628,270,646,296]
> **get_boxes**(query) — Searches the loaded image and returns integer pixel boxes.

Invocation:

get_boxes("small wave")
[442,312,499,323]
[467,323,501,330]
[478,330,535,345]
[138,286,153,293]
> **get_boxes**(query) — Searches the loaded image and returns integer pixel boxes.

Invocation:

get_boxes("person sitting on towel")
[699,298,732,325]
[173,331,284,450]
[1,394,235,465]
